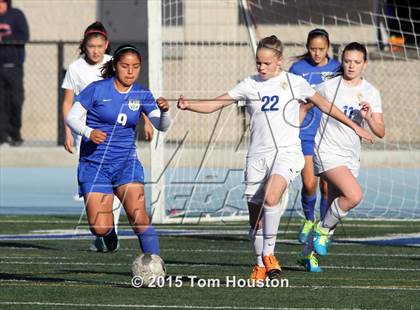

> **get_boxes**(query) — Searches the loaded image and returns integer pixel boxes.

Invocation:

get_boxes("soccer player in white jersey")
[61,22,154,252]
[177,35,373,281]
[312,42,385,256]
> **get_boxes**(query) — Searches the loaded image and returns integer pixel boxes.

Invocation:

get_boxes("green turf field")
[0,215,419,310]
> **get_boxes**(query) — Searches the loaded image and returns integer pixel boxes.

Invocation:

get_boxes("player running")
[289,28,340,272]
[66,44,170,255]
[312,42,385,256]
[177,35,373,281]
[61,22,154,252]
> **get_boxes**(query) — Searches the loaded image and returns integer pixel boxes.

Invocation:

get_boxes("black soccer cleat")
[103,228,119,252]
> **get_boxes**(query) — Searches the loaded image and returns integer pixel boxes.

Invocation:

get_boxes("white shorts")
[313,152,360,177]
[244,150,304,202]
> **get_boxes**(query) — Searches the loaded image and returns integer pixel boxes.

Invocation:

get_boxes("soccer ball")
[131,253,166,287]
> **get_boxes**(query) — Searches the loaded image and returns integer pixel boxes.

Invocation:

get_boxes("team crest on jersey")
[280,81,288,91]
[357,92,364,101]
[321,72,336,81]
[128,99,140,111]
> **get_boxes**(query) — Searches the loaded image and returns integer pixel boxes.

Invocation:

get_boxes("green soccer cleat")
[298,220,315,244]
[313,223,330,256]
[297,251,323,272]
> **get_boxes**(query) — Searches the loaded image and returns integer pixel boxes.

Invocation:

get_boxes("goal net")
[148,0,419,223]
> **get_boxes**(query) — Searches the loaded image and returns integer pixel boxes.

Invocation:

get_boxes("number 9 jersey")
[75,78,158,163]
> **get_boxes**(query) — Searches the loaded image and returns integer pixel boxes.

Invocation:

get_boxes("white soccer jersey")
[228,71,316,158]
[315,76,382,160]
[61,54,112,95]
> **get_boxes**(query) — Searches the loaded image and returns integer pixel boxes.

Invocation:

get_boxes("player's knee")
[302,178,317,195]
[264,193,280,207]
[131,215,150,232]
[90,225,112,237]
[347,190,363,208]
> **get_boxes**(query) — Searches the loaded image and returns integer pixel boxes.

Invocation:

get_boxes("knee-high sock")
[301,193,316,222]
[136,225,160,255]
[321,198,348,232]
[319,195,328,220]
[112,198,122,234]
[262,203,282,256]
[249,228,264,267]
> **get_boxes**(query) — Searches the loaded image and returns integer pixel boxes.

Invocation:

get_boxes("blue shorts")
[301,139,315,156]
[78,159,145,196]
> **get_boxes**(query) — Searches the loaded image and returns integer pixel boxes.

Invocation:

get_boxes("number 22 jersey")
[228,71,315,158]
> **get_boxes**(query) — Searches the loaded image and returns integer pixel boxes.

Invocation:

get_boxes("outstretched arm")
[177,93,235,113]
[309,92,374,143]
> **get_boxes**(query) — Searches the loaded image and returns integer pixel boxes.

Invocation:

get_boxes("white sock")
[262,203,281,257]
[321,197,348,231]
[249,228,264,267]
[112,198,122,234]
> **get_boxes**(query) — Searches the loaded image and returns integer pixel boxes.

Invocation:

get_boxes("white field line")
[0,302,387,310]
[1,250,420,259]
[0,260,419,272]
[1,229,419,241]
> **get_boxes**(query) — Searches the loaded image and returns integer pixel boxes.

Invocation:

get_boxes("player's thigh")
[322,166,362,203]
[265,151,304,205]
[115,182,150,227]
[244,157,268,205]
[264,174,288,206]
[84,192,114,233]
[301,155,318,195]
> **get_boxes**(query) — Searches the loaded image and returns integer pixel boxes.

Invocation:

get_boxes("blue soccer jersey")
[75,78,158,163]
[289,57,340,142]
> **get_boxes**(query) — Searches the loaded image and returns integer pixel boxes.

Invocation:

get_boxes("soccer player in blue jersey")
[66,44,171,254]
[291,29,341,245]
[288,29,341,272]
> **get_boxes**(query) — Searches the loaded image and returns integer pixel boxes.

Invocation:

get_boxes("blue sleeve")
[289,62,298,74]
[75,82,96,110]
[141,89,158,115]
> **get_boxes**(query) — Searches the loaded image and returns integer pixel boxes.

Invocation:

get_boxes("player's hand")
[359,101,373,120]
[354,125,374,144]
[143,119,154,141]
[64,133,74,154]
[177,95,188,110]
[90,129,107,144]
[156,97,169,112]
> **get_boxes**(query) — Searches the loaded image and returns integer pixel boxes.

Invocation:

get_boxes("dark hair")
[257,35,283,58]
[101,44,142,78]
[294,28,331,61]
[337,42,368,76]
[341,42,368,62]
[79,21,111,56]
